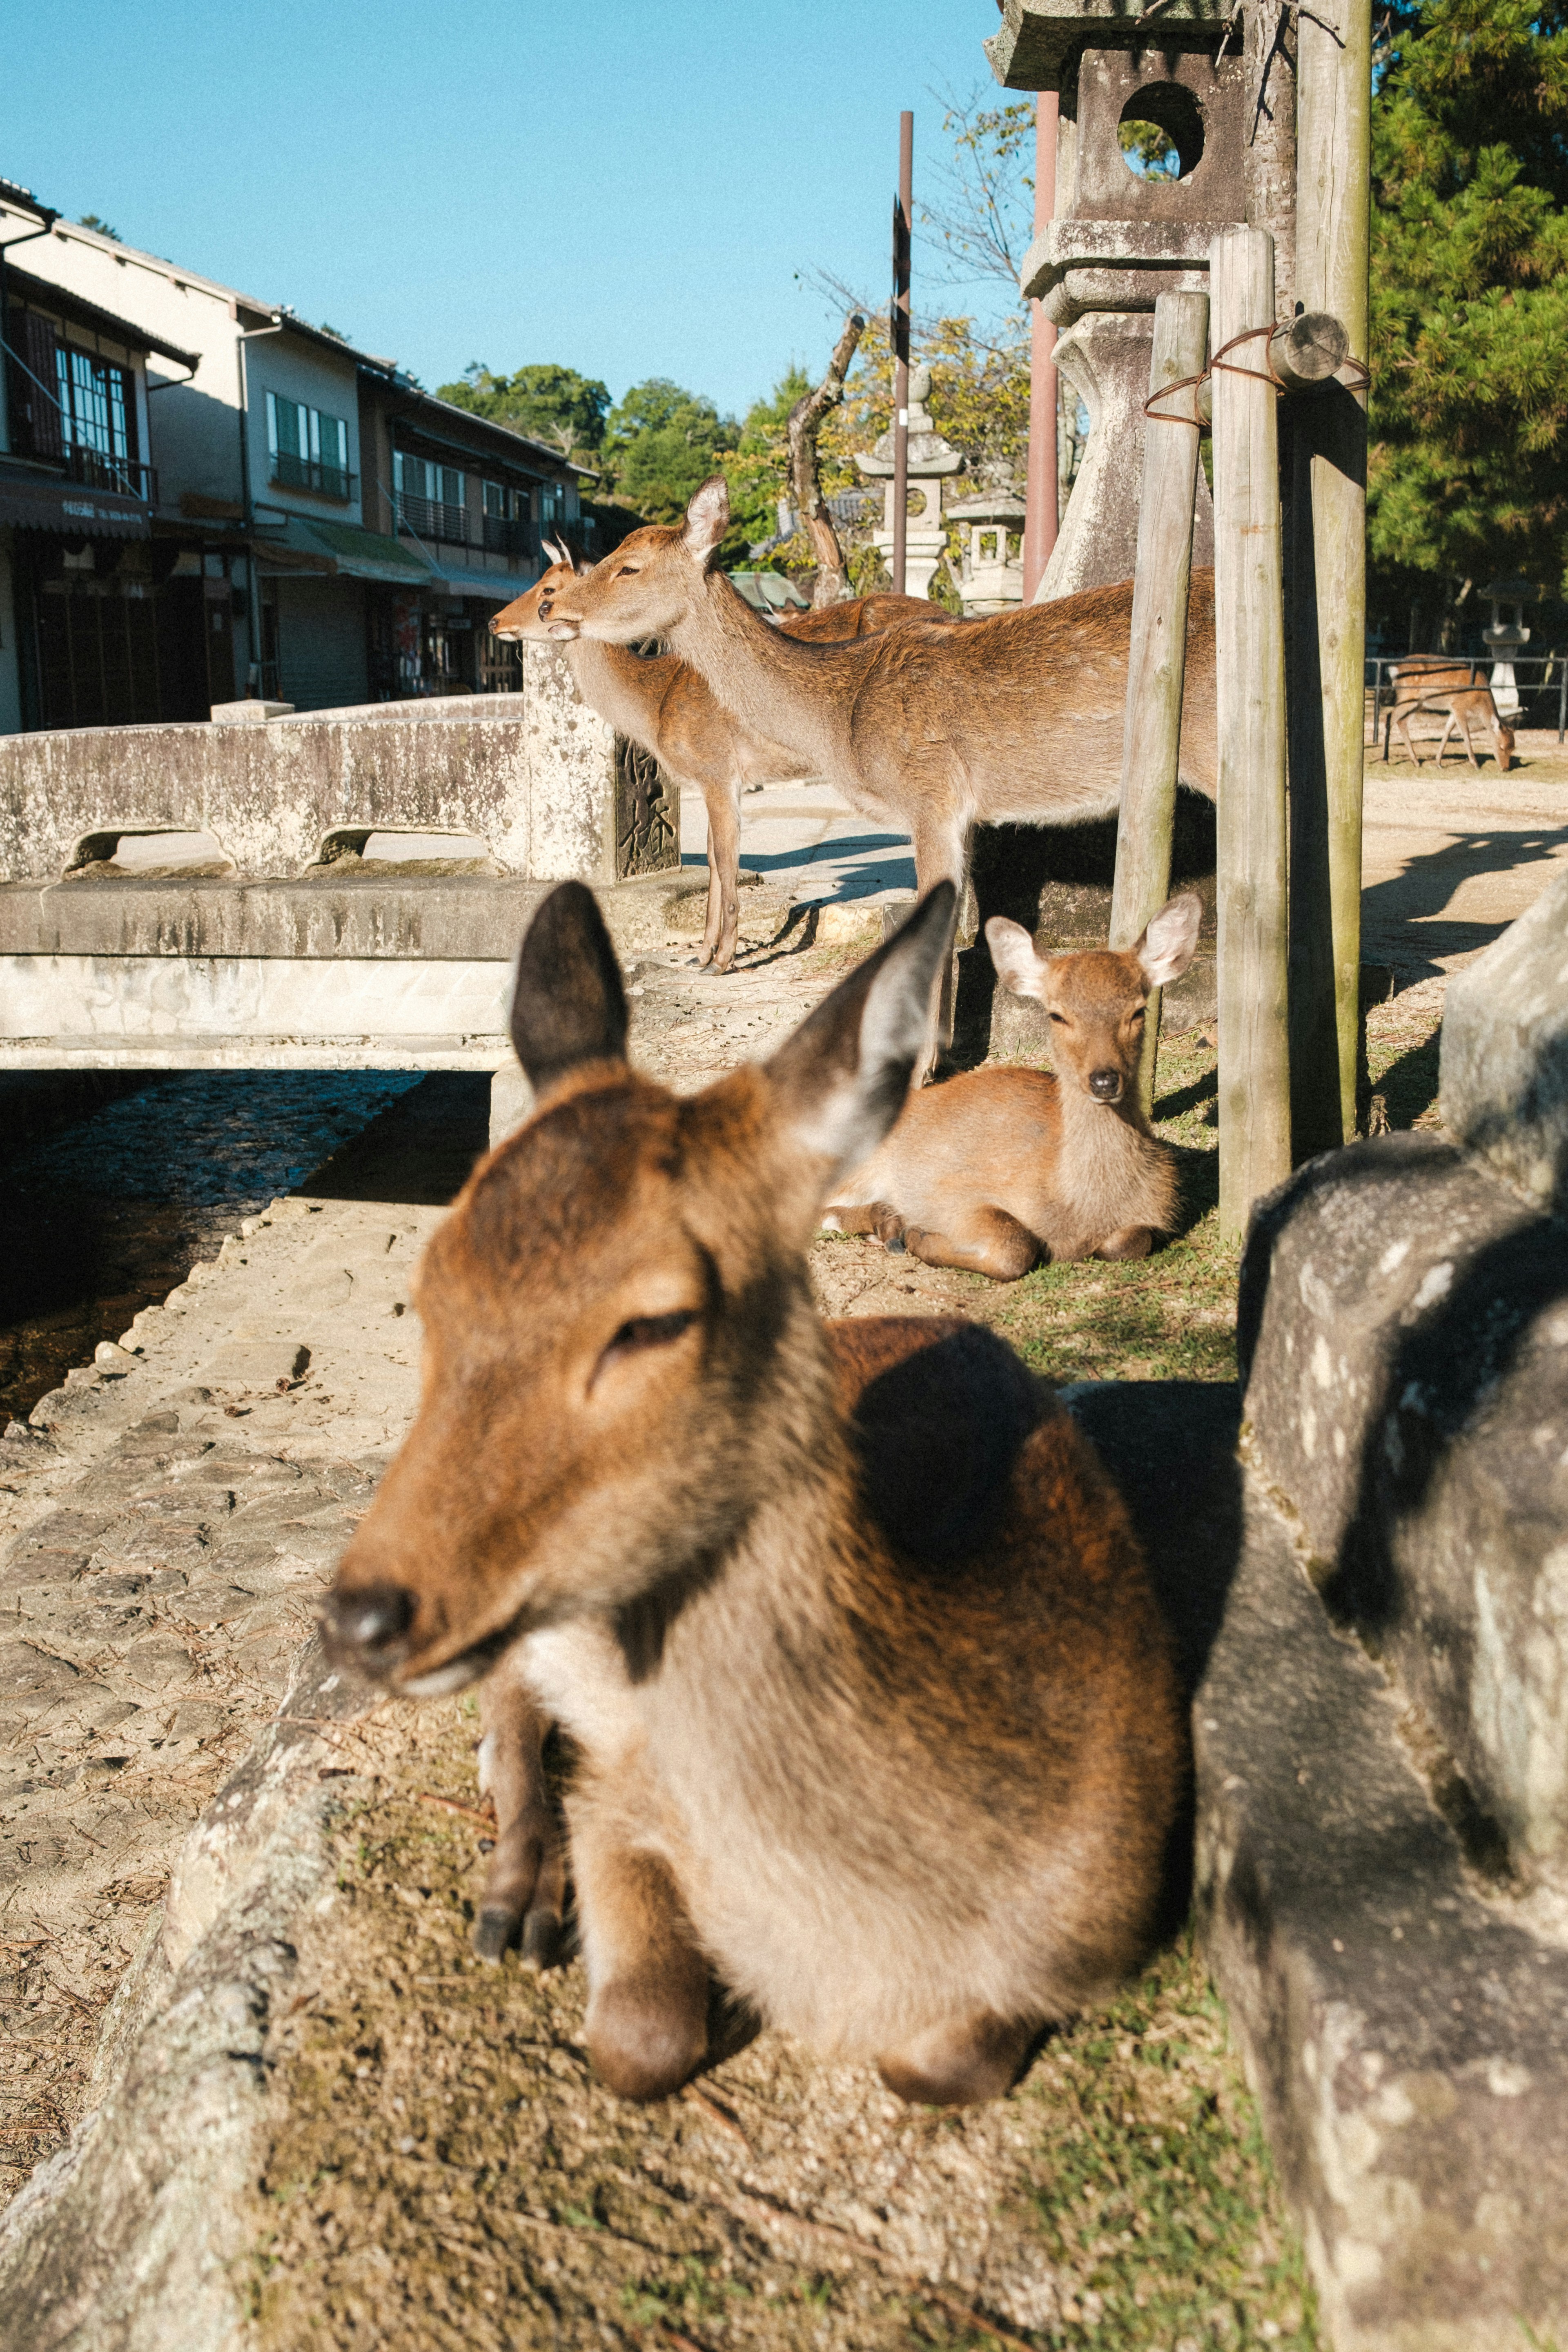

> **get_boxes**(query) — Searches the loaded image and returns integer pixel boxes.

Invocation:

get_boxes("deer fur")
[541,478,1216,1035]
[492,542,951,972]
[1388,659,1515,772]
[323,882,1184,2106]
[823,893,1201,1278]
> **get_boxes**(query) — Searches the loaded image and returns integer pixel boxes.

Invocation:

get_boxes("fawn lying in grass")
[821,892,1202,1279]
[322,884,1184,2107]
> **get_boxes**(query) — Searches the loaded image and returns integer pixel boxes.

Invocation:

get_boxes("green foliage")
[599,376,739,524]
[721,364,812,556]
[437,362,611,462]
[77,213,121,242]
[1369,0,1568,590]
[921,91,1036,287]
[1118,119,1180,178]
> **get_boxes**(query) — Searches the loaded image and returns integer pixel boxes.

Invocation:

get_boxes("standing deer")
[822,893,1201,1277]
[541,476,1218,1063]
[323,882,1184,2107]
[1387,659,1515,772]
[493,541,950,973]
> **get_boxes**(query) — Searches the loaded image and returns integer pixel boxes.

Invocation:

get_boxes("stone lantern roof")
[855,367,964,478]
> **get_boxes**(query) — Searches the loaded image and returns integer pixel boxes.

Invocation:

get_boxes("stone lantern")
[987,0,1296,600]
[1479,576,1542,718]
[855,365,963,600]
[945,488,1028,615]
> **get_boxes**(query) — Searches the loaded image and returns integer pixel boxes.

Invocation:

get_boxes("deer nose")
[1088,1068,1123,1103]
[321,1580,414,1661]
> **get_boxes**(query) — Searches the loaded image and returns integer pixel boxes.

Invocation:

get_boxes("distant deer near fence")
[492,542,950,972]
[323,882,1184,2108]
[1387,658,1515,772]
[823,893,1202,1278]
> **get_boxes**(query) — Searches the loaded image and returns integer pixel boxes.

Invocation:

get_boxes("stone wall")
[0,644,658,888]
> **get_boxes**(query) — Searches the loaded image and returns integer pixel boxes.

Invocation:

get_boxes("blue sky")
[1,0,1016,422]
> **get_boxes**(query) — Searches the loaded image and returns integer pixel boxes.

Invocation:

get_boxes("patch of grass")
[1022,1935,1318,2349]
[1365,983,1446,1134]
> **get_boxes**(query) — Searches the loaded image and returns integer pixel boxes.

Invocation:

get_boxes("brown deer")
[822,893,1201,1278]
[1387,659,1515,772]
[541,477,1218,1061]
[323,882,1184,2107]
[493,542,950,973]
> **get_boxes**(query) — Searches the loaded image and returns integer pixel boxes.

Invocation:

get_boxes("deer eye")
[616,563,641,578]
[1129,1006,1146,1025]
[1048,1010,1068,1027]
[593,1309,698,1388]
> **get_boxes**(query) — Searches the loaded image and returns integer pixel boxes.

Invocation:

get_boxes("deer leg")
[705,779,743,974]
[909,810,969,1082]
[1394,710,1423,767]
[902,1207,1040,1282]
[473,1648,567,1966]
[1457,709,1482,771]
[570,1769,708,2103]
[1096,1224,1155,1261]
[878,2011,1037,2107]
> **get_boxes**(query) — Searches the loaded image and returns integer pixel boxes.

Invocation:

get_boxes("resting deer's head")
[490,538,588,644]
[984,893,1202,1111]
[546,478,731,644]
[321,879,956,1695]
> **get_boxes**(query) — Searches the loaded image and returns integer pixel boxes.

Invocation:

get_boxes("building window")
[55,344,133,466]
[393,451,468,546]
[265,391,352,499]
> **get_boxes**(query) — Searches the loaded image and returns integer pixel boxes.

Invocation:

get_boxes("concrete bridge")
[0,649,684,1142]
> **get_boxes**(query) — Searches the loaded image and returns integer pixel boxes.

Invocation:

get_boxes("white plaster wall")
[246,336,364,525]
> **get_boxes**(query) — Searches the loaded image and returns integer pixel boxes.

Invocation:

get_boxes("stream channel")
[0,1070,492,1424]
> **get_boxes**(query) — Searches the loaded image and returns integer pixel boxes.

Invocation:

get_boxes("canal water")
[0,1071,492,1424]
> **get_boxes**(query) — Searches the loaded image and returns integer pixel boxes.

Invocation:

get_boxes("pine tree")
[1369,0,1568,601]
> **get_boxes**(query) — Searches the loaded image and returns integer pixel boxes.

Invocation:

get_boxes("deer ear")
[984,915,1050,998]
[682,476,731,570]
[1136,892,1203,989]
[509,882,628,1094]
[766,885,956,1181]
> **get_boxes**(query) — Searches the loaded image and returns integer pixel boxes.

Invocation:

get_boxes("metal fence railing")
[1365,652,1567,750]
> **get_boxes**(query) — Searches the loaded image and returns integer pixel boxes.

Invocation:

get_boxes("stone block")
[1239,1137,1568,1895]
[1441,859,1568,1216]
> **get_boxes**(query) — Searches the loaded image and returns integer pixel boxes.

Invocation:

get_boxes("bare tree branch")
[787,312,868,606]
[915,83,1036,293]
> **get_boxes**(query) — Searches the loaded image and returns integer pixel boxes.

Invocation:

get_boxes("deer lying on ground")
[541,476,1218,1064]
[1388,659,1515,772]
[492,541,950,973]
[822,893,1201,1278]
[323,882,1183,2107]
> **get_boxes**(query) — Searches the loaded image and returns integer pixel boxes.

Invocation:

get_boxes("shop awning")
[249,517,435,584]
[0,458,150,539]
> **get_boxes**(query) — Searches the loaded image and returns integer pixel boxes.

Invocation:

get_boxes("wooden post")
[1211,226,1291,1239]
[1109,289,1209,1117]
[1021,94,1060,599]
[1292,0,1372,1150]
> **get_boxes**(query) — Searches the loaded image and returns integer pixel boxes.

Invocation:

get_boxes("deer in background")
[1388,658,1515,772]
[822,893,1201,1278]
[323,882,1183,2107]
[492,542,950,972]
[541,476,1218,1062]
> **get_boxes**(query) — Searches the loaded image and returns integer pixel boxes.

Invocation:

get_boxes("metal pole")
[1294,0,1372,1148]
[1109,290,1209,1118]
[1212,226,1291,1240]
[891,110,912,597]
[1020,95,1060,600]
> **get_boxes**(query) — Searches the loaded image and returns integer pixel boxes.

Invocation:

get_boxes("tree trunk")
[787,312,866,608]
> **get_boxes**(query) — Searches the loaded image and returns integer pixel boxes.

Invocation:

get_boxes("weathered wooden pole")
[1292,0,1372,1150]
[1109,288,1209,1117]
[891,111,913,595]
[1020,93,1060,599]
[1211,225,1291,1239]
